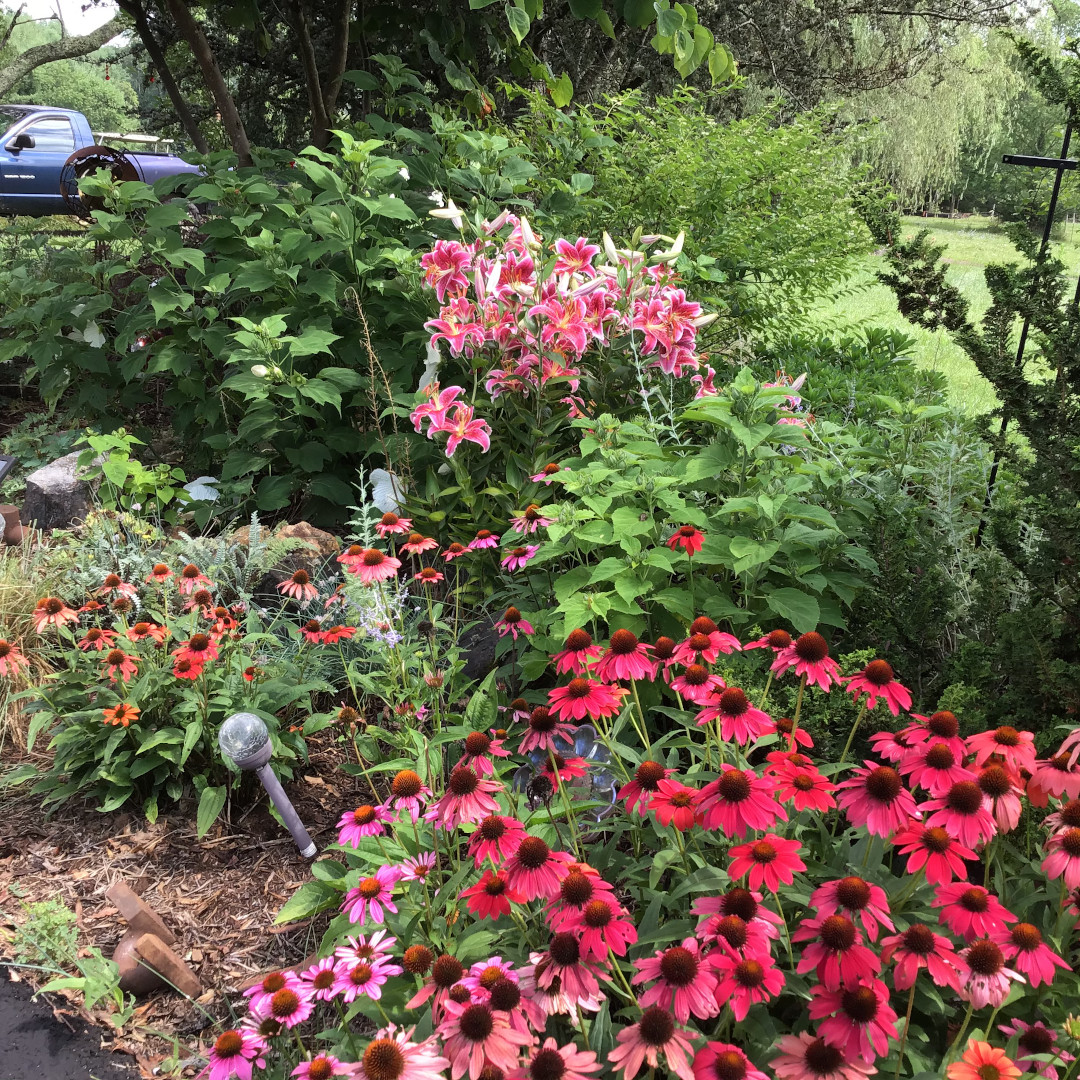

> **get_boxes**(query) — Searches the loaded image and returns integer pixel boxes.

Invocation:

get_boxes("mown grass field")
[814,214,1080,414]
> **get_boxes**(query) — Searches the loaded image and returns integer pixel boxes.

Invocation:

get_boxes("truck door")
[0,115,77,214]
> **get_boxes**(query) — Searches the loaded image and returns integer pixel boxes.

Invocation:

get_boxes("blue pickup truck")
[0,104,200,216]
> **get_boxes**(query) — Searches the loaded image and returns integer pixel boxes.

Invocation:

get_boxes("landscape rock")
[105,881,177,946]
[133,933,202,998]
[19,451,94,533]
[460,616,499,680]
[231,520,341,599]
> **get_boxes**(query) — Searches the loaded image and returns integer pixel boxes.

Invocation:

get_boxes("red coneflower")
[102,702,140,727]
[349,549,402,585]
[810,876,893,942]
[437,1000,532,1077]
[666,524,705,556]
[278,569,319,601]
[401,533,438,556]
[650,779,699,832]
[792,914,881,990]
[102,648,138,682]
[177,563,212,596]
[891,821,975,885]
[414,566,445,585]
[977,763,1024,832]
[566,896,638,960]
[0,639,28,678]
[633,938,719,1024]
[552,629,603,675]
[691,1043,769,1080]
[933,883,1016,940]
[673,621,742,665]
[618,760,673,817]
[712,951,786,1020]
[727,834,806,892]
[495,606,534,641]
[900,741,976,797]
[900,710,967,762]
[126,621,168,644]
[432,766,502,830]
[696,766,786,837]
[809,978,899,1064]
[548,678,627,723]
[96,573,137,600]
[502,836,575,902]
[774,761,836,814]
[671,663,725,704]
[695,687,771,745]
[77,626,118,652]
[31,597,79,633]
[406,953,465,1015]
[519,705,577,753]
[1027,754,1080,807]
[460,870,526,921]
[771,631,842,691]
[467,814,526,866]
[967,726,1037,773]
[594,629,657,682]
[921,779,998,848]
[990,922,1069,988]
[879,922,962,991]
[841,660,912,716]
[443,542,470,561]
[172,657,202,680]
[172,633,220,666]
[146,563,173,583]
[744,628,793,654]
[535,932,603,1003]
[321,625,356,644]
[835,762,917,838]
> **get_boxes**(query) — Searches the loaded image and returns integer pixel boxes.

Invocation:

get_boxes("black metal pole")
[973,115,1074,551]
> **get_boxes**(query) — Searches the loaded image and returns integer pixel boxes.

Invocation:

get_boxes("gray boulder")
[20,451,94,533]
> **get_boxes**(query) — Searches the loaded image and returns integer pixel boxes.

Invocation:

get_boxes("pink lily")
[425,297,486,356]
[443,404,492,457]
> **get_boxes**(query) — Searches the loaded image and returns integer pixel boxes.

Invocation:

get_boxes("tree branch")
[0,4,26,55]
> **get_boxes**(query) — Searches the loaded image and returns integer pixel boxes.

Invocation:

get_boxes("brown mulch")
[0,733,368,1077]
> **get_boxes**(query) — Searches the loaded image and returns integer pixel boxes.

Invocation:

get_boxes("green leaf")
[623,0,654,25]
[256,473,296,512]
[288,325,341,358]
[298,380,342,410]
[568,0,602,15]
[505,4,531,43]
[444,60,474,91]
[360,194,417,221]
[764,587,820,633]
[708,43,733,83]
[196,785,227,839]
[275,880,341,923]
[549,71,574,107]
[656,7,684,36]
[136,728,184,754]
[596,10,615,35]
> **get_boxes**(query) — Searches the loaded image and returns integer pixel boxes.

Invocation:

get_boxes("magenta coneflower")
[438,1000,532,1079]
[350,548,402,585]
[594,629,657,682]
[509,504,553,535]
[398,853,437,883]
[244,969,304,1014]
[998,1020,1073,1080]
[552,628,602,675]
[432,766,502,830]
[880,923,962,991]
[727,834,806,892]
[456,730,511,777]
[835,762,917,838]
[495,606,534,640]
[619,760,673,817]
[342,866,401,925]
[385,769,432,822]
[957,938,1024,1007]
[867,728,913,765]
[468,814,526,866]
[520,705,578,753]
[1042,827,1080,888]
[292,1052,354,1079]
[892,821,975,885]
[933,883,1016,941]
[841,660,912,716]
[503,835,573,900]
[697,910,774,960]
[634,938,719,1024]
[265,985,314,1029]
[775,762,836,813]
[610,1006,697,1080]
[990,922,1069,988]
[810,877,893,942]
[901,710,967,761]
[967,725,1037,774]
[809,978,898,1064]
[542,751,589,785]
[568,897,638,960]
[900,741,976,796]
[461,957,517,1001]
[744,628,793,654]
[536,932,602,1002]
[696,766,786,837]
[299,957,340,1002]
[792,914,881,990]
[468,529,500,550]
[771,631,841,691]
[696,687,771,745]
[666,524,705,556]
[278,569,318,601]
[650,779,699,832]
[691,1043,768,1080]
[337,803,393,847]
[693,888,783,943]
[548,678,627,722]
[510,1038,601,1080]
[772,1033,876,1080]
[921,779,998,848]
[333,957,399,1003]
[977,764,1024,832]
[671,663,725,704]
[401,532,438,556]
[202,1029,266,1080]
[500,545,539,572]
[375,511,412,538]
[531,463,563,485]
[711,951,785,1020]
[461,870,526,920]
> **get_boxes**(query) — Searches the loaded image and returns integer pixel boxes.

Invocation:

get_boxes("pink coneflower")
[433,766,502,830]
[934,883,1016,940]
[998,1020,1072,1080]
[711,951,785,1020]
[900,741,976,796]
[921,779,997,848]
[265,985,314,1029]
[461,957,517,1002]
[520,705,578,753]
[1042,797,1080,835]
[414,566,444,586]
[991,922,1069,987]
[503,835,573,900]
[457,731,510,776]
[398,853,437,882]
[386,769,433,822]
[892,822,975,885]
[775,762,836,813]
[868,727,913,765]
[841,660,912,716]
[671,663,725,704]
[634,939,719,1024]
[947,1041,1022,1080]
[146,563,173,583]
[467,814,525,866]
[1042,827,1080,887]
[727,834,805,892]
[610,1006,697,1080]
[278,569,318,601]
[244,969,304,1014]
[836,762,917,838]
[468,529,500,550]
[958,938,1025,1007]
[673,632,732,667]
[443,542,470,561]
[977,764,1024,832]
[793,915,881,990]
[691,1043,767,1080]
[809,978,898,1064]
[401,532,438,556]
[552,628,602,675]
[337,803,393,847]
[542,751,589,785]
[77,627,118,651]
[772,1034,876,1080]
[299,957,340,1002]
[199,1029,266,1080]
[335,928,397,970]
[744,628,793,654]
[406,954,465,1014]
[688,616,742,656]
[127,621,168,644]
[438,1000,532,1079]
[351,548,402,585]
[292,1053,353,1079]
[696,766,786,837]
[1027,754,1080,807]
[548,863,616,928]
[569,897,638,960]
[811,877,893,942]
[31,596,79,633]
[666,525,705,557]
[619,761,674,816]
[510,1037,601,1080]
[354,1023,451,1080]
[495,606,534,640]
[375,511,412,537]
[531,463,563,485]
[594,629,657,682]
[696,687,771,745]
[650,779,699,832]
[548,678,627,722]
[967,725,1037,773]
[901,710,967,760]
[771,631,841,691]
[461,870,526,920]
[500,545,539,572]
[177,564,213,595]
[333,958,398,1003]
[102,648,138,682]
[880,923,962,991]
[0,639,28,677]
[342,865,401,925]
[300,619,325,644]
[173,633,220,666]
[509,504,553,535]
[536,932,603,1003]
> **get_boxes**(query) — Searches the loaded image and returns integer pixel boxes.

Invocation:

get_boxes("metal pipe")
[256,763,317,858]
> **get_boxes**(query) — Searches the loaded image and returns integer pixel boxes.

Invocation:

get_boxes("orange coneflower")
[102,702,140,727]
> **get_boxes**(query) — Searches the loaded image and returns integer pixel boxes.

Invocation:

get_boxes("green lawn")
[813,215,1080,414]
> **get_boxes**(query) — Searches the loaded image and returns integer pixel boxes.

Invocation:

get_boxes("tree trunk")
[162,0,252,167]
[0,12,126,97]
[322,0,352,129]
[117,0,210,155]
[288,1,330,149]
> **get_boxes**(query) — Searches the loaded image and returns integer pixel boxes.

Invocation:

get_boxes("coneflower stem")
[758,670,774,710]
[946,1002,975,1063]
[335,999,359,1059]
[772,891,795,968]
[789,674,807,742]
[838,702,869,767]
[687,553,696,614]
[630,679,653,753]
[893,981,917,1080]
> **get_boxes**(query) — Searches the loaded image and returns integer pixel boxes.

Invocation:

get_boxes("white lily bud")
[430,199,464,230]
[250,364,269,377]
[486,209,510,234]
[486,261,502,296]
[602,231,619,265]
[668,230,685,257]
[571,275,608,298]
[398,166,410,180]
[520,215,540,251]
[640,234,662,245]
[691,312,718,328]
